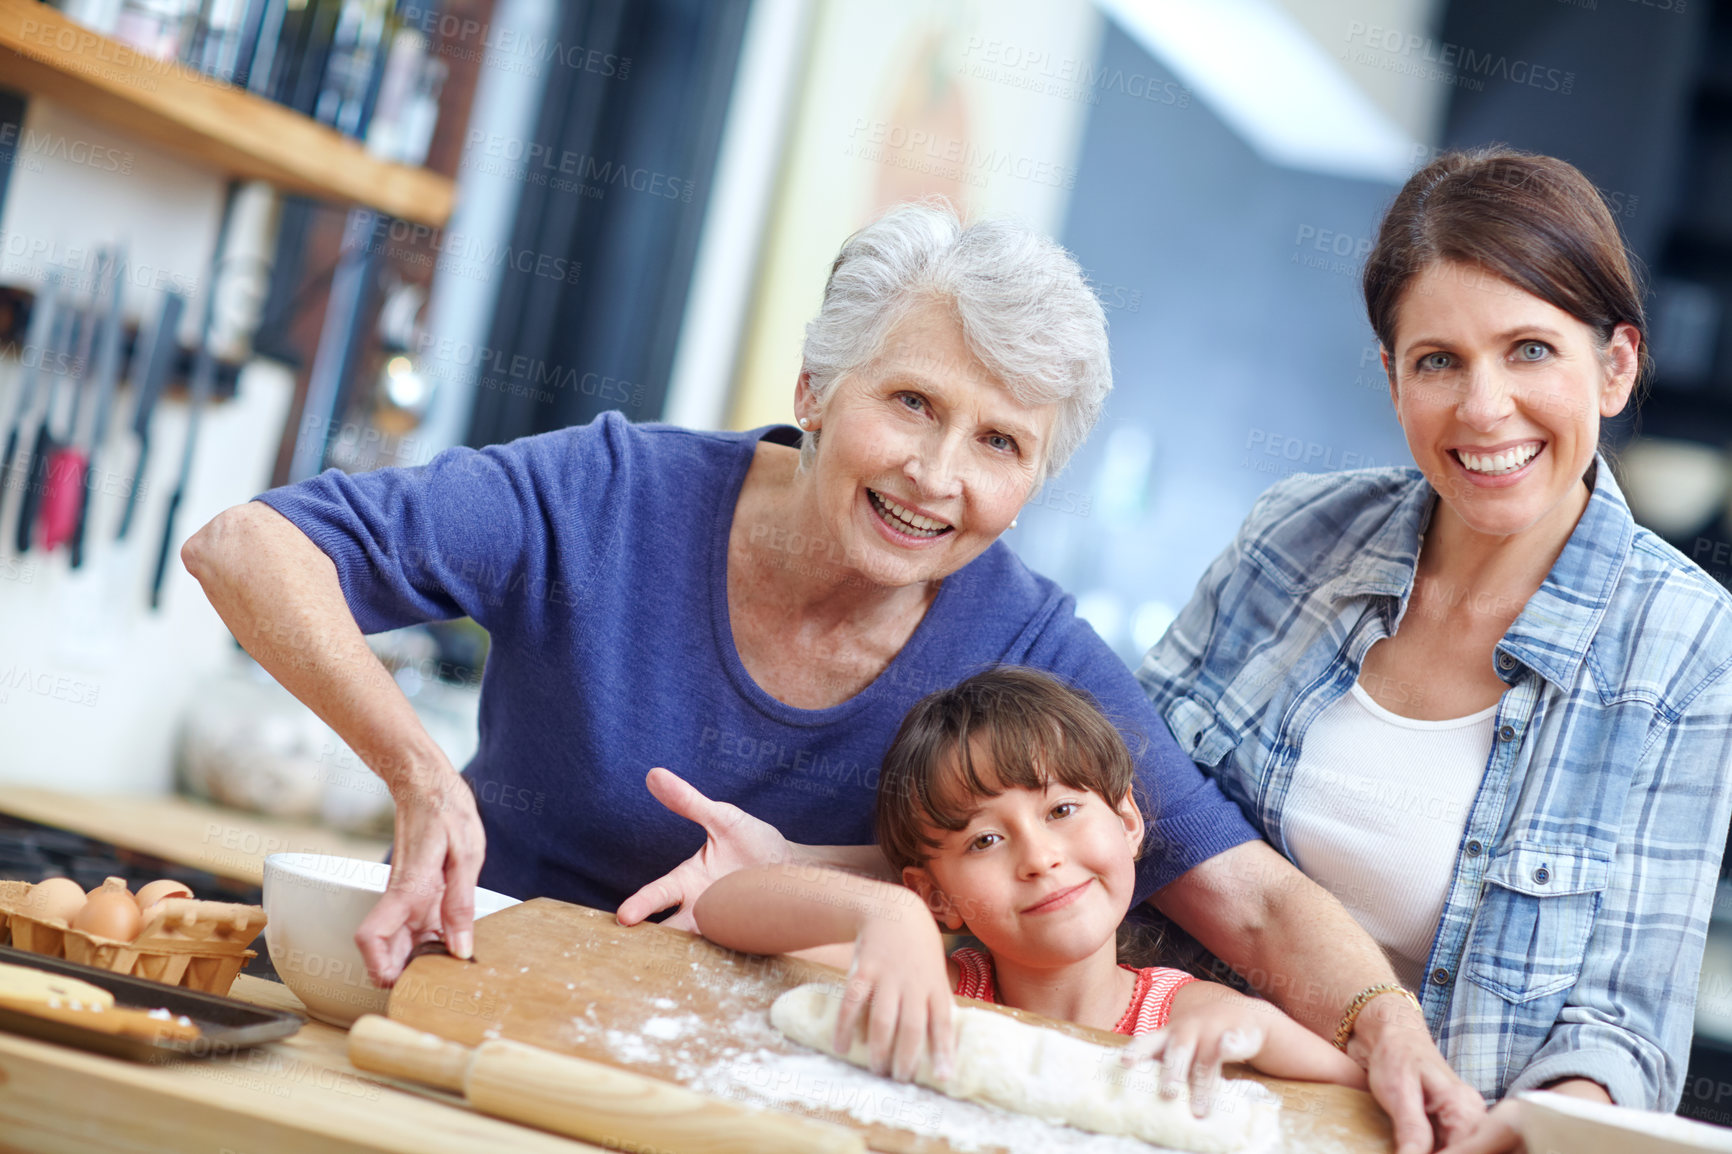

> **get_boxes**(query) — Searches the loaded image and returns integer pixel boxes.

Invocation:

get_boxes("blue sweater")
[257,413,1258,910]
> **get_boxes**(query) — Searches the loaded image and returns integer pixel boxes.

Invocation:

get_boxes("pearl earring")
[1009,518,1019,529]
[797,417,810,429]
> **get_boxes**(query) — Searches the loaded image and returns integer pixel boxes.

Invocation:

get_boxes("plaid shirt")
[1138,459,1732,1109]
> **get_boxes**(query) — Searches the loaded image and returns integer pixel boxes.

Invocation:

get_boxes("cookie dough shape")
[770,982,1280,1154]
[0,960,115,1009]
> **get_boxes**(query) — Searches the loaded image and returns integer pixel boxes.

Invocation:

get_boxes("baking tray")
[0,945,303,1062]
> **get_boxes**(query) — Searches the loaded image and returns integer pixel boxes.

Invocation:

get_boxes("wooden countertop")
[0,793,1394,1152]
[0,793,593,1151]
[0,788,390,887]
[0,975,606,1153]
[0,969,1391,1154]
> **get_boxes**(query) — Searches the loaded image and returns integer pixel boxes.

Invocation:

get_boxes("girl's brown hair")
[875,666,1143,873]
[1362,146,1650,389]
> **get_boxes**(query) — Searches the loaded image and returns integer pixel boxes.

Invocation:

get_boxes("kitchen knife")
[0,272,61,530]
[68,244,129,567]
[16,268,95,554]
[39,249,117,552]
[348,1015,867,1154]
[151,183,239,609]
[115,291,185,542]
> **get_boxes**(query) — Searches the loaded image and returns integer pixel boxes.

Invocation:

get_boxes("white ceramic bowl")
[262,853,520,1027]
[1517,1089,1732,1154]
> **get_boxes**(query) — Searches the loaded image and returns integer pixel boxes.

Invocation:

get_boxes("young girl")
[693,667,1365,1103]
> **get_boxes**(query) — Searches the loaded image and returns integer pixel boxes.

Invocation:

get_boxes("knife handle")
[0,426,18,508]
[116,439,148,541]
[348,1014,471,1093]
[69,448,97,568]
[149,486,181,610]
[39,447,85,552]
[15,423,50,553]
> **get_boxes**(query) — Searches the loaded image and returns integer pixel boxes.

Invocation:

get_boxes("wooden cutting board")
[387,898,1392,1154]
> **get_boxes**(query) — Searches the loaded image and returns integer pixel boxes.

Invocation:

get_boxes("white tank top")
[1282,682,1497,990]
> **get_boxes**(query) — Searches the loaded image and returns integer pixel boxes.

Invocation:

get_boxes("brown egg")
[22,877,87,924]
[72,879,142,942]
[134,879,194,913]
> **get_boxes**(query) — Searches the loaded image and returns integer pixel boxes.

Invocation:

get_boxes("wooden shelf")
[0,0,454,227]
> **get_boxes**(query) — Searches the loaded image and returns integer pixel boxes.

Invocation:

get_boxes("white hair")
[799,201,1111,483]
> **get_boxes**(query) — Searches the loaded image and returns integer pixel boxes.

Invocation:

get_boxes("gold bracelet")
[1333,983,1421,1051]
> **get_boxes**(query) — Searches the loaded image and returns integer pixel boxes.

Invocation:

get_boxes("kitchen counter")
[0,958,1392,1154]
[0,974,605,1153]
[0,792,596,1152]
[0,787,390,887]
[0,790,1395,1153]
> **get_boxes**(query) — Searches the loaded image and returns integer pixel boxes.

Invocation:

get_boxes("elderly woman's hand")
[354,759,486,987]
[617,768,795,929]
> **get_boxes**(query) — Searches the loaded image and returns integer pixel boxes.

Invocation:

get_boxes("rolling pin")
[347,1014,865,1154]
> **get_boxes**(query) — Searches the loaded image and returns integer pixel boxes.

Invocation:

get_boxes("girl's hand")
[832,895,956,1084]
[617,769,792,929]
[1122,982,1366,1116]
[1122,993,1270,1118]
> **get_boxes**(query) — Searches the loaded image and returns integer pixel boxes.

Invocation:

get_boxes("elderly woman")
[184,204,1472,1139]
[1139,149,1732,1154]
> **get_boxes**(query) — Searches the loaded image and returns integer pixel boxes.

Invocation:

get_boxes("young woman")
[1139,147,1732,1153]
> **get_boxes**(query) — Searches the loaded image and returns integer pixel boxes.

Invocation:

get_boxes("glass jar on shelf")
[113,0,197,60]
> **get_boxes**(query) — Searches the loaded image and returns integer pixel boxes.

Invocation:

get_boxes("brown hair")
[875,666,1143,873]
[1362,146,1650,389]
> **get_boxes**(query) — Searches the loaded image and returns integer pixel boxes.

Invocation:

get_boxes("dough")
[0,960,115,1009]
[770,982,1280,1154]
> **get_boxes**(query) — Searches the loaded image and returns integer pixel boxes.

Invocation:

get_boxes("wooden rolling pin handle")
[349,1015,865,1154]
[469,1039,867,1154]
[347,1014,472,1093]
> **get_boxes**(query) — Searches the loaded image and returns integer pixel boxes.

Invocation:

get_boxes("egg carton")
[0,880,27,945]
[0,890,267,997]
